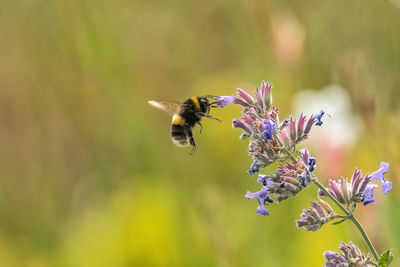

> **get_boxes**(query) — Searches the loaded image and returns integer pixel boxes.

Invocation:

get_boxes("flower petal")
[371,162,389,183]
[363,183,378,205]
[214,96,235,108]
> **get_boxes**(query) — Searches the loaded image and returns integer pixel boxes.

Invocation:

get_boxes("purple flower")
[247,159,260,175]
[297,113,307,138]
[362,162,391,205]
[263,120,276,140]
[236,88,255,104]
[324,241,375,267]
[296,200,338,231]
[371,162,391,194]
[314,110,325,126]
[308,157,316,172]
[363,183,378,205]
[257,174,269,186]
[260,81,272,107]
[323,251,347,267]
[214,96,236,108]
[304,114,317,135]
[232,118,252,135]
[245,187,270,215]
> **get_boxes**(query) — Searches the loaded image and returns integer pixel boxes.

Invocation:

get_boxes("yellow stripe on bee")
[191,96,200,110]
[172,114,185,125]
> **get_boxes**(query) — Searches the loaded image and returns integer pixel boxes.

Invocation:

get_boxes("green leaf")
[378,249,393,267]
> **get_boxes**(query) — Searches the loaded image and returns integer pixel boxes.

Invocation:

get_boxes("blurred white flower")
[292,85,363,149]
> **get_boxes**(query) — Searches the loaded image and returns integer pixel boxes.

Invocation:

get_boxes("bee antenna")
[205,95,219,99]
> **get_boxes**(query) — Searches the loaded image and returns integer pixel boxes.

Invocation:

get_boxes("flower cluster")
[215,81,320,175]
[216,80,393,266]
[296,199,338,232]
[319,162,391,207]
[324,241,375,267]
[245,149,316,215]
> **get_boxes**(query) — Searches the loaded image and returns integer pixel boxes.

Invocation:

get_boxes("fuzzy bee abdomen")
[171,123,189,146]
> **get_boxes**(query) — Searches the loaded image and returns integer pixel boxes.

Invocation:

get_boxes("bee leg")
[188,130,196,155]
[203,114,221,122]
[197,121,203,133]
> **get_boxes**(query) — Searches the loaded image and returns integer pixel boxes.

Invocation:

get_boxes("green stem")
[315,180,379,262]
[274,133,380,262]
[349,215,380,262]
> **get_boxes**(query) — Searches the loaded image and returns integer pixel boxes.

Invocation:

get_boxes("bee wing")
[148,100,184,115]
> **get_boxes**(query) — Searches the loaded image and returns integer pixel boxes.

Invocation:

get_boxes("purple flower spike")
[245,187,270,216]
[371,162,391,194]
[236,88,255,104]
[263,120,276,140]
[214,96,236,108]
[363,183,378,205]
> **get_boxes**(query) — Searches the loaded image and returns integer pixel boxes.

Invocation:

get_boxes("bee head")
[198,97,210,114]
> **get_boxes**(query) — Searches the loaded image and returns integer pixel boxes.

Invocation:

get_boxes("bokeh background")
[0,0,399,266]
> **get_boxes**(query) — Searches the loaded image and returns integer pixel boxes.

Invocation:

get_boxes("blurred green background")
[0,0,399,266]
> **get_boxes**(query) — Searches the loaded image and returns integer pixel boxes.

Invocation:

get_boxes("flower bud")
[296,200,338,232]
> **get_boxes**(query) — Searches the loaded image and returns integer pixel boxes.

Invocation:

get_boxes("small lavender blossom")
[324,241,375,267]
[296,199,338,232]
[370,162,391,194]
[361,162,391,205]
[314,110,326,126]
[308,157,316,172]
[248,159,260,176]
[236,88,255,104]
[362,183,378,206]
[263,120,276,140]
[245,187,270,216]
[214,96,236,108]
[232,118,252,135]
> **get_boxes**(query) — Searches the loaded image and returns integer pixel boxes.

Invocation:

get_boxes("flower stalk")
[280,142,380,263]
[216,80,392,266]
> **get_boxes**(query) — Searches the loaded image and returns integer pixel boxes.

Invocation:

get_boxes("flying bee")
[148,96,220,154]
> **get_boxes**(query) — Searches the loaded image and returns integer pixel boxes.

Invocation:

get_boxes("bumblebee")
[148,96,220,154]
